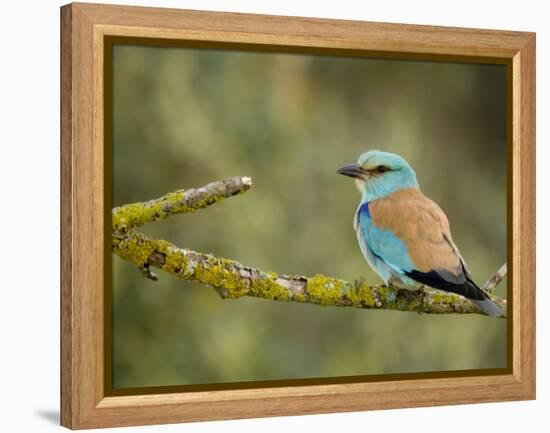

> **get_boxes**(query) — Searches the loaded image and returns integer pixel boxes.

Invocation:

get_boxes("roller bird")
[337,150,503,317]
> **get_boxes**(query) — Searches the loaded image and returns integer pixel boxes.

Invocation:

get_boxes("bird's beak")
[337,163,366,179]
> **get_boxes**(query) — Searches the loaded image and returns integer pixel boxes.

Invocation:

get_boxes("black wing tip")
[406,269,505,317]
[405,269,484,300]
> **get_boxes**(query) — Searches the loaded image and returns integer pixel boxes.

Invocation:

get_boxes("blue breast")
[356,200,415,275]
[358,201,371,219]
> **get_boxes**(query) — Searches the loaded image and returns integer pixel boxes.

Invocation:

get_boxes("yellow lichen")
[112,190,235,232]
[187,194,222,212]
[430,293,455,304]
[306,274,344,306]
[292,292,307,303]
[112,233,155,265]
[345,283,377,307]
[164,190,185,205]
[163,248,188,274]
[249,272,290,301]
[191,257,249,298]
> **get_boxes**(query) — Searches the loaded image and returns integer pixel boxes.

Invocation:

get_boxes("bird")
[337,150,504,317]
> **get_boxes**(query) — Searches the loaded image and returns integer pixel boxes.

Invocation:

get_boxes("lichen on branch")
[112,176,252,232]
[112,176,507,317]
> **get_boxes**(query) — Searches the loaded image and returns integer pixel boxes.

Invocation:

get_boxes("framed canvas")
[60,2,536,429]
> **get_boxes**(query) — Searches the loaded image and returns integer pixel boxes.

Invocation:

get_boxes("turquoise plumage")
[338,150,504,317]
[355,202,417,286]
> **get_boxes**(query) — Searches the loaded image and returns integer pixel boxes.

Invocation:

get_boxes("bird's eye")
[376,165,389,173]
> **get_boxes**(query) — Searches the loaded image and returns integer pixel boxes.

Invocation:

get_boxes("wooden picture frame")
[60,2,535,429]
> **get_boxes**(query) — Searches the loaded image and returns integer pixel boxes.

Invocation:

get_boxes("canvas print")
[110,43,508,390]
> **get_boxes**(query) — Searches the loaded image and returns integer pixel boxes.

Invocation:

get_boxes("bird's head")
[337,150,419,201]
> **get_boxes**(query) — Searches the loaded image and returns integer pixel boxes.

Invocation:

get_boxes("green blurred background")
[111,44,507,389]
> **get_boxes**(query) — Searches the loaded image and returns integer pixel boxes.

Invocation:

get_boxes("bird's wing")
[363,188,466,286]
[360,188,502,315]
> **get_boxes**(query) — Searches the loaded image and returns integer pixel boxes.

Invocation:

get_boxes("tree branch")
[481,263,507,294]
[112,176,507,317]
[112,176,252,232]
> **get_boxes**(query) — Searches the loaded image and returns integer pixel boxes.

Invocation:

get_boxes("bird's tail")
[470,292,505,317]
